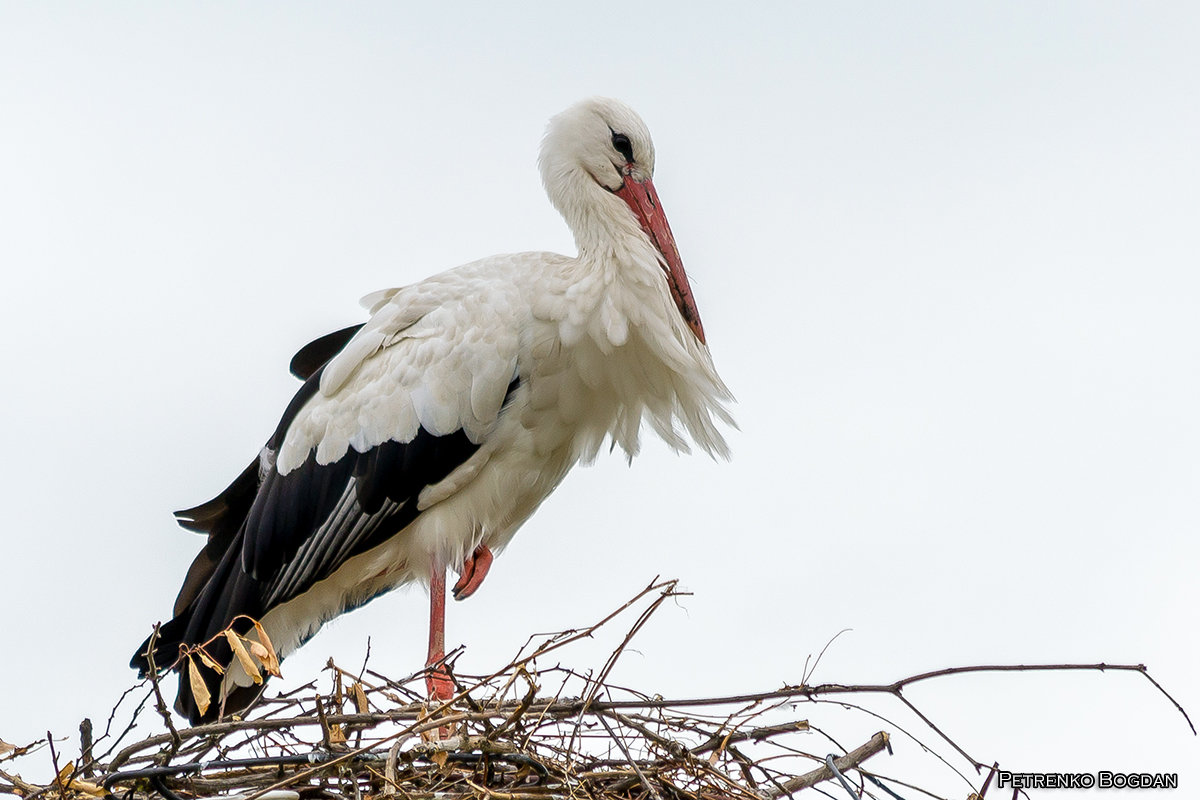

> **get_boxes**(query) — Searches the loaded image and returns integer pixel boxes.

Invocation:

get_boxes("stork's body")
[132,98,733,723]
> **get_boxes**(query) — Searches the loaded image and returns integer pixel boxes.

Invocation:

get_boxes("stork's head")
[540,97,706,345]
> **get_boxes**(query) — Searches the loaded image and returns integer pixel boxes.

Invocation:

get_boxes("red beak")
[615,176,707,345]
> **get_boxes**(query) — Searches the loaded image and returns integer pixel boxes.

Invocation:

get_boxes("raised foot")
[452,544,494,600]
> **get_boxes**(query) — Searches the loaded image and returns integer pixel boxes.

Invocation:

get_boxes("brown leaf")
[196,647,225,676]
[0,738,33,761]
[430,750,448,769]
[187,655,211,717]
[252,620,283,677]
[328,723,347,745]
[55,762,74,786]
[352,682,369,714]
[68,778,108,797]
[224,630,262,685]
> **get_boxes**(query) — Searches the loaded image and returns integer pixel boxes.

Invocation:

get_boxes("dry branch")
[763,732,889,797]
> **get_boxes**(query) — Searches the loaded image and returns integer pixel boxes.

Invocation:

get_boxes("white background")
[2,3,1197,795]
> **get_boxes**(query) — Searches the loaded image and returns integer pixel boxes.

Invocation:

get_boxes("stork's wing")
[134,274,524,693]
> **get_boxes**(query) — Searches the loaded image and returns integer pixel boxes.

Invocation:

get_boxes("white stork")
[132,97,734,723]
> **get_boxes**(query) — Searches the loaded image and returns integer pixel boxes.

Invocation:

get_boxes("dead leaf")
[430,750,448,769]
[187,655,211,717]
[196,647,225,675]
[708,731,734,765]
[328,723,347,745]
[68,778,108,797]
[0,738,34,761]
[352,682,369,713]
[249,640,270,661]
[55,762,74,786]
[224,630,262,685]
[252,620,283,677]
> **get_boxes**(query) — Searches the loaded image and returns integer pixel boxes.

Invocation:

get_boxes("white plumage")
[132,97,734,723]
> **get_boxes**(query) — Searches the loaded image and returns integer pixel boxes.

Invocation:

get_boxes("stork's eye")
[611,131,634,163]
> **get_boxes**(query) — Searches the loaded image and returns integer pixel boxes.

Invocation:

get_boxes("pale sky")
[2,3,1197,794]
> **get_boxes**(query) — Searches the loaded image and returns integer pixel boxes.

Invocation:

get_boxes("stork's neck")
[553,170,658,277]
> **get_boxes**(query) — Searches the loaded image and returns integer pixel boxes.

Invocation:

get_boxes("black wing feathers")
[174,459,260,535]
[170,459,260,615]
[289,324,364,380]
[353,439,406,514]
[243,453,358,580]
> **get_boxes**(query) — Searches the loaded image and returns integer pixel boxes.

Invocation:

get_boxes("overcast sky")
[2,3,1197,794]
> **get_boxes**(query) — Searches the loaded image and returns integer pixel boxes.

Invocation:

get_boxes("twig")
[764,732,890,797]
[143,624,182,751]
[0,768,42,796]
[596,714,665,800]
[95,686,153,763]
[315,695,335,749]
[802,629,852,686]
[47,733,65,791]
[691,721,811,757]
[887,662,1194,733]
[489,668,538,741]
[77,719,94,778]
[806,697,976,792]
[583,579,681,711]
[512,578,681,672]
[567,580,680,754]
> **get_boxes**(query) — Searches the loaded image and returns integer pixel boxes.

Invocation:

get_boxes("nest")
[1,580,1189,800]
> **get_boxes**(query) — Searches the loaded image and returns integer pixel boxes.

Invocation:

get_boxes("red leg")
[425,568,454,702]
[452,544,494,600]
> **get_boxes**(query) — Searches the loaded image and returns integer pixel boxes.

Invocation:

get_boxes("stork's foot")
[423,665,457,741]
[425,665,455,703]
[452,544,494,600]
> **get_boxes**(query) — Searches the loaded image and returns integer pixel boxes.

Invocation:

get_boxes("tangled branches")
[0,579,1191,800]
